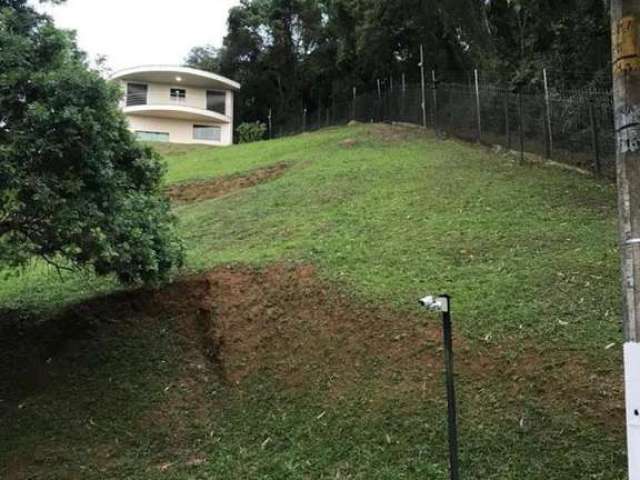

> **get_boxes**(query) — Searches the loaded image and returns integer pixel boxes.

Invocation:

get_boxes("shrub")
[236,122,267,143]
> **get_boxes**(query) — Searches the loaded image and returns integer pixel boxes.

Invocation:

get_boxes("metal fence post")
[389,76,394,120]
[474,69,482,142]
[302,107,307,132]
[504,94,511,149]
[518,93,525,164]
[543,68,553,159]
[352,86,357,121]
[268,107,273,139]
[377,78,382,122]
[418,294,460,480]
[442,297,460,480]
[589,99,602,176]
[401,73,407,120]
[432,70,438,132]
[420,45,427,128]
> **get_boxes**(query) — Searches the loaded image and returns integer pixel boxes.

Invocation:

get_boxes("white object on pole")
[418,295,449,313]
[625,342,640,480]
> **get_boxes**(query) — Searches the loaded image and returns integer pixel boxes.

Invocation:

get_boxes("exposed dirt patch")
[0,263,624,432]
[339,138,359,148]
[165,162,290,203]
[365,123,430,144]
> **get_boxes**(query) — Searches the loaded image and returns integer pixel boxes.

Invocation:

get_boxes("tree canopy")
[0,0,184,283]
[186,0,611,124]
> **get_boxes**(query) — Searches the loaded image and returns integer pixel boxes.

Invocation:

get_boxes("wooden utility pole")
[611,2,640,479]
[420,44,427,128]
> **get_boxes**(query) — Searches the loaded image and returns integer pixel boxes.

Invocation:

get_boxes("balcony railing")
[124,91,226,117]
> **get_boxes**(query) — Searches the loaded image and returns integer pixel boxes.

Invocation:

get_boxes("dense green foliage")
[0,0,183,283]
[186,0,611,125]
[236,121,268,143]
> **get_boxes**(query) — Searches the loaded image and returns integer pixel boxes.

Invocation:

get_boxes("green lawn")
[0,124,626,479]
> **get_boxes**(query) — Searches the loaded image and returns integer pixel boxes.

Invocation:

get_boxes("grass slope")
[0,124,626,479]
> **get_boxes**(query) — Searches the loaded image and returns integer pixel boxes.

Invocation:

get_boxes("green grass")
[175,125,620,352]
[0,124,626,479]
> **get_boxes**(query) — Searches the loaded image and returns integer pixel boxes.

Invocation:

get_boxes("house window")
[126,83,147,106]
[193,125,221,142]
[206,90,226,115]
[135,131,169,142]
[170,88,186,103]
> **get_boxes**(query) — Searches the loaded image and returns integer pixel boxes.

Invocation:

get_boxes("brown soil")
[366,123,432,143]
[339,138,359,148]
[165,162,290,203]
[0,263,624,432]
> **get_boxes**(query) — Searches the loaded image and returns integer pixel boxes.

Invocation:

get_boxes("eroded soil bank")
[0,263,624,430]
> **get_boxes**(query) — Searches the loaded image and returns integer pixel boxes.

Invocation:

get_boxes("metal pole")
[268,107,273,139]
[389,77,395,121]
[401,72,407,119]
[432,70,438,131]
[418,294,460,480]
[543,68,553,158]
[441,296,460,480]
[589,99,601,176]
[302,107,307,132]
[377,79,382,122]
[518,92,524,164]
[504,94,511,150]
[420,45,427,128]
[474,69,482,142]
[611,4,640,477]
[352,86,357,121]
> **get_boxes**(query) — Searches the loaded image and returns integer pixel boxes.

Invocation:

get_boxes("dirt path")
[165,162,290,203]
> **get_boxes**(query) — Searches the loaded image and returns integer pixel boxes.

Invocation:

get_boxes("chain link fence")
[263,77,616,179]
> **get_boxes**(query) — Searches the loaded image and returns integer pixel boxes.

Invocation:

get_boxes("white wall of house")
[126,115,233,146]
[115,75,237,146]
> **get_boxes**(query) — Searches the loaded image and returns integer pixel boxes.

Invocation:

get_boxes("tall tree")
[187,0,613,126]
[0,0,184,283]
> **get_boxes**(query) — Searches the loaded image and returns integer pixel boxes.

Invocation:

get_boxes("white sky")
[37,0,241,72]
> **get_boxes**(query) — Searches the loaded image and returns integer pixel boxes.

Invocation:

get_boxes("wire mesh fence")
[262,77,616,179]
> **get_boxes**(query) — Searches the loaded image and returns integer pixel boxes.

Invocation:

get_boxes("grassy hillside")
[0,124,626,479]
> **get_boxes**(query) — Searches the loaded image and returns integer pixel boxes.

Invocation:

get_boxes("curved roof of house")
[111,65,241,91]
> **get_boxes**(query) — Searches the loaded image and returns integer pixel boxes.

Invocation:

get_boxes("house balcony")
[122,91,230,122]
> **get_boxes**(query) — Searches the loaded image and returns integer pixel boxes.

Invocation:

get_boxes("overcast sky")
[37,0,241,73]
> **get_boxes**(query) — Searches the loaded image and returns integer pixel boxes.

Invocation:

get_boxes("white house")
[111,65,240,146]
